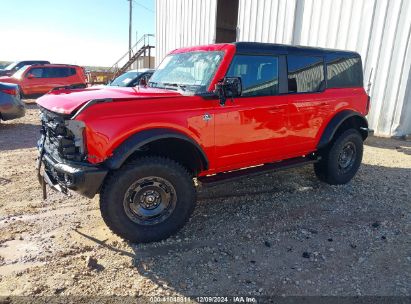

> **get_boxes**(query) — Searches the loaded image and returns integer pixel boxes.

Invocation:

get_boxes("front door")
[22,67,47,95]
[214,54,289,171]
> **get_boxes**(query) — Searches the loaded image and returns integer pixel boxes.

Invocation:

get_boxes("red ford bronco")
[37,42,370,243]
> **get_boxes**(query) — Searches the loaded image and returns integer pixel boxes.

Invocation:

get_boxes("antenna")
[367,68,373,95]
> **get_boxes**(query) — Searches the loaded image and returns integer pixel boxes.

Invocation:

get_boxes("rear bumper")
[1,102,25,121]
[39,153,108,198]
[361,127,373,137]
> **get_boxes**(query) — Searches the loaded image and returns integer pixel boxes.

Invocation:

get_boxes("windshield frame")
[148,51,224,94]
[12,65,31,79]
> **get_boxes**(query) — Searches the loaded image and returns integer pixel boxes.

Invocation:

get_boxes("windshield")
[148,51,223,93]
[4,62,18,70]
[110,71,141,87]
[12,65,31,79]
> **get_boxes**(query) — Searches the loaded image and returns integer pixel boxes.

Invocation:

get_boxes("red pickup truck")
[36,42,370,243]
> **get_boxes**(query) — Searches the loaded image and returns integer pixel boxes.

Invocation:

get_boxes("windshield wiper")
[162,83,187,91]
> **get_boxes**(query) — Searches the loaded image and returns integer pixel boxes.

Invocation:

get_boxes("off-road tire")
[314,129,363,185]
[100,157,196,243]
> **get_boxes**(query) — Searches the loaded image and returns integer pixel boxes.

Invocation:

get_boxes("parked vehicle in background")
[0,82,25,121]
[108,69,154,87]
[0,64,87,97]
[0,60,50,77]
[36,42,370,243]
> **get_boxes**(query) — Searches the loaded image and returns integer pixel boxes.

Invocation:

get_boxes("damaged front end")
[37,107,107,199]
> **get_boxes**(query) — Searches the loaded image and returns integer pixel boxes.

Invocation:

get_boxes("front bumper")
[39,153,108,199]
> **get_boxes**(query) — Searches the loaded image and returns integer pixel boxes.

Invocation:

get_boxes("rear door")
[214,54,290,171]
[47,67,71,89]
[286,55,332,155]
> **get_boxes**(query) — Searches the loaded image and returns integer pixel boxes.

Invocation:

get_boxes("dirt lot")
[0,102,410,298]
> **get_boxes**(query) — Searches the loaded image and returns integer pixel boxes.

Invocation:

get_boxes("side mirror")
[27,74,34,79]
[214,77,242,106]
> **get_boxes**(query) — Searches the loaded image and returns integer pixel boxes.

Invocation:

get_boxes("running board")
[198,156,319,186]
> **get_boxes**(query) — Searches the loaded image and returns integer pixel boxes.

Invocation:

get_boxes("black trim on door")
[279,55,288,94]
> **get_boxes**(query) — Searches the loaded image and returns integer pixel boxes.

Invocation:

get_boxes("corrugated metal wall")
[155,0,217,64]
[237,0,411,137]
[155,0,411,136]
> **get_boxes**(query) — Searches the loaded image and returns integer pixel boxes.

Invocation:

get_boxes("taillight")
[0,88,17,96]
[366,96,371,114]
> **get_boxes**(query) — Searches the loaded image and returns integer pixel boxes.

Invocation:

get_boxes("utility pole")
[128,0,132,60]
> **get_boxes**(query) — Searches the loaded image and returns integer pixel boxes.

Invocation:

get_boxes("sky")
[0,0,155,67]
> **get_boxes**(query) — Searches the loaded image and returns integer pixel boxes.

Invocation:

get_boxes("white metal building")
[155,0,411,137]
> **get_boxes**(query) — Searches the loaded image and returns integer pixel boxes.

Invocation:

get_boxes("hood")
[36,86,183,115]
[0,76,17,83]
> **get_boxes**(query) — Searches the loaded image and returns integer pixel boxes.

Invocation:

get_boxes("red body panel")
[0,65,86,96]
[37,86,182,114]
[36,44,368,177]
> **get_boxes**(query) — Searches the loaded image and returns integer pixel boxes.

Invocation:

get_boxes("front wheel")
[314,129,363,185]
[100,157,196,243]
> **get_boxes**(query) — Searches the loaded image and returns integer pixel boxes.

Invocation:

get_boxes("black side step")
[198,156,319,186]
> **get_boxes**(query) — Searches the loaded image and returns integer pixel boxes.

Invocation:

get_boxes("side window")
[287,55,324,93]
[326,56,363,88]
[27,68,44,78]
[227,55,279,96]
[69,68,76,76]
[48,67,70,78]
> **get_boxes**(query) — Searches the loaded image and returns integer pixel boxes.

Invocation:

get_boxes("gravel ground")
[0,101,410,297]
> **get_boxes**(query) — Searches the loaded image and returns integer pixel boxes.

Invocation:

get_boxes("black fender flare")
[104,128,209,170]
[317,110,369,149]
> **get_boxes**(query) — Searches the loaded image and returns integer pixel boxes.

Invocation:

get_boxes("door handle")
[319,102,329,106]
[268,106,284,114]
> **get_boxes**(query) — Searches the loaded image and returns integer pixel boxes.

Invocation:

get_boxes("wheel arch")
[104,128,209,174]
[317,110,369,150]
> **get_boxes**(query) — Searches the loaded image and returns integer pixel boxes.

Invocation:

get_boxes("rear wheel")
[100,157,196,243]
[314,129,363,185]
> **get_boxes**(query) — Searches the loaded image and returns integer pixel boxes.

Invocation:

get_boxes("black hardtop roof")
[233,42,360,58]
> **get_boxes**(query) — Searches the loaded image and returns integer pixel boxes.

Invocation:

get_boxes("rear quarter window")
[326,55,363,88]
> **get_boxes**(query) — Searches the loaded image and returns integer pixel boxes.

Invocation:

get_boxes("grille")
[39,108,84,162]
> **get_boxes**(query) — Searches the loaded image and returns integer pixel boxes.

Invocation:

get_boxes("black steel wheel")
[123,176,177,225]
[337,141,357,174]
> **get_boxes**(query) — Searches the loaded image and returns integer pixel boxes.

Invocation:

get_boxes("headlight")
[65,120,86,154]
